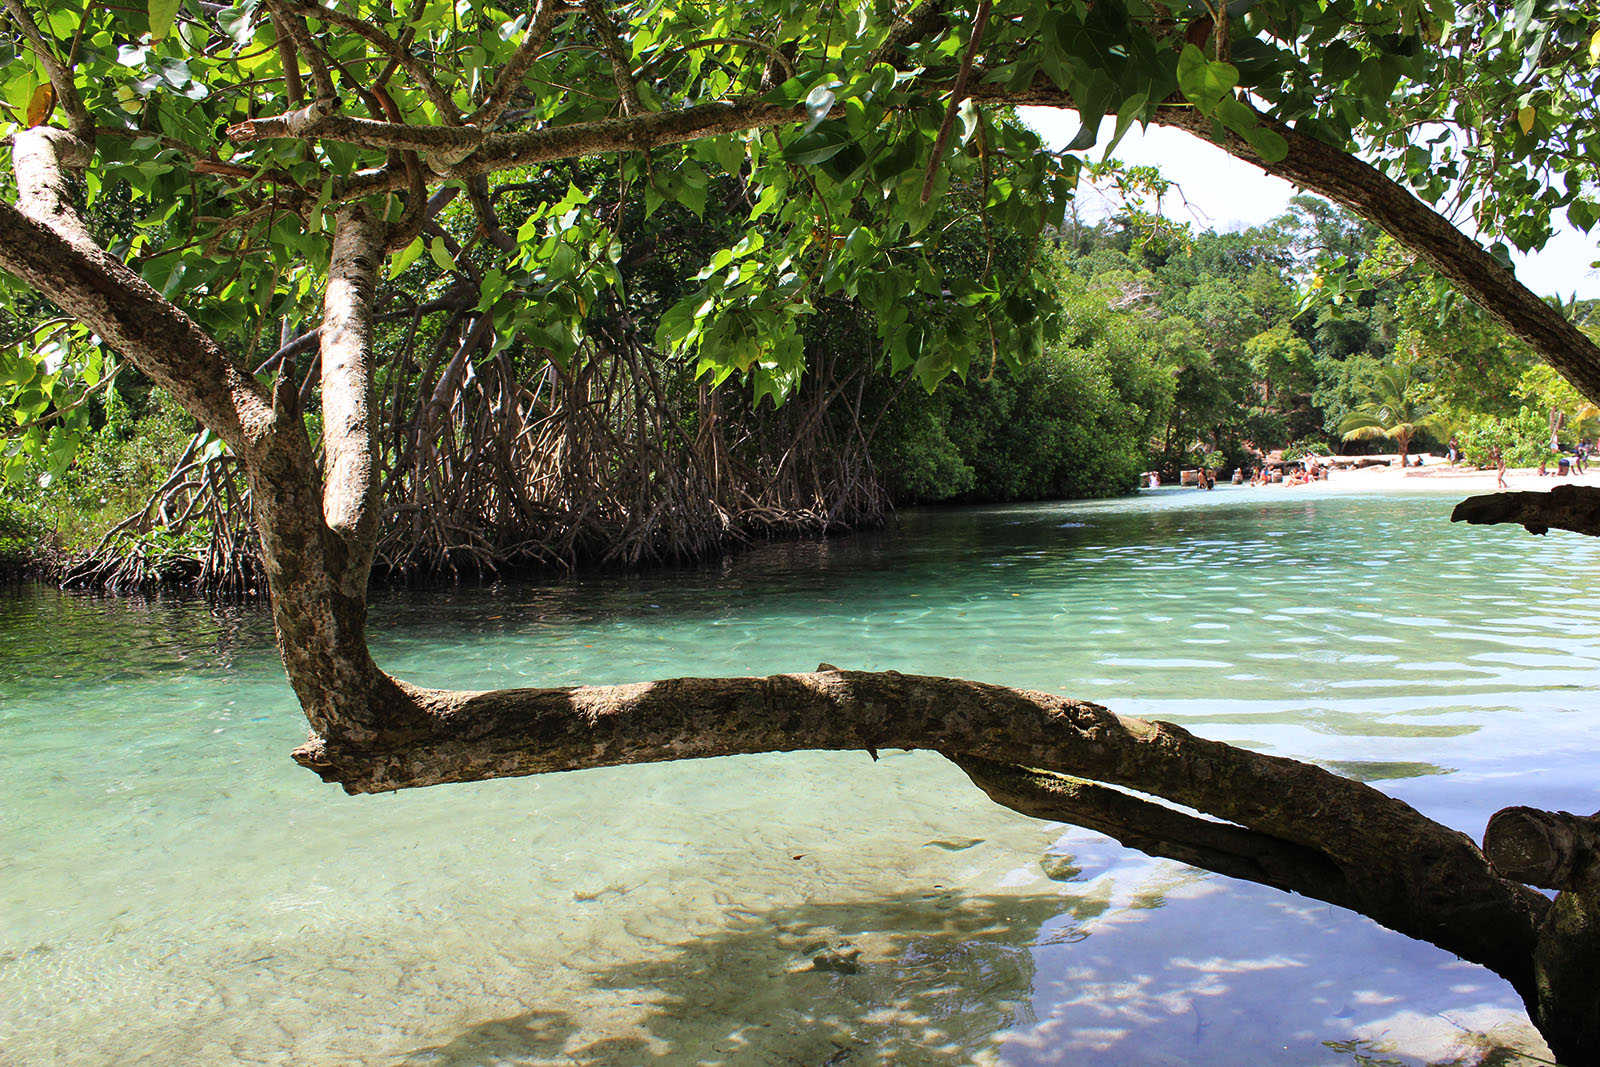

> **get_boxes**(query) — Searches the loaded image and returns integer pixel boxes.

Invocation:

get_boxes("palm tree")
[1338,364,1447,464]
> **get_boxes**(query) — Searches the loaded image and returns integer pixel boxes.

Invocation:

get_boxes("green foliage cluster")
[3,389,197,560]
[0,0,1593,485]
[0,0,1593,563]
[1033,190,1596,479]
[1459,408,1553,470]
[875,264,1168,503]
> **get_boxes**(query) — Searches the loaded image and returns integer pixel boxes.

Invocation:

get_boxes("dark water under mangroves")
[3,485,1596,1065]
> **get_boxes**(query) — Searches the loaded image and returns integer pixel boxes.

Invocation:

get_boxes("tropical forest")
[3,0,1600,1063]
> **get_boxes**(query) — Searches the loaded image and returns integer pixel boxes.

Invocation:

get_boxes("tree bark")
[287,667,1547,1001]
[1485,807,1600,1062]
[1453,484,1600,537]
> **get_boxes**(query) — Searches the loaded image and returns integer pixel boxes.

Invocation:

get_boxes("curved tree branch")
[951,754,1359,905]
[0,131,260,451]
[289,667,1547,998]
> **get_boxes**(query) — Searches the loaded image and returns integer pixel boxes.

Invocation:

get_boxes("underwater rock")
[1040,853,1082,881]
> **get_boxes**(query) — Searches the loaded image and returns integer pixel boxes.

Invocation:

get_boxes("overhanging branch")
[0,132,263,452]
[1451,484,1600,537]
[291,666,1546,994]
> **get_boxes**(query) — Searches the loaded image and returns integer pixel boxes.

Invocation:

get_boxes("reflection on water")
[2,486,1591,1065]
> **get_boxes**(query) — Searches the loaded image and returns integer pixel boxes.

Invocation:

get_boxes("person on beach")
[1447,436,1460,464]
[1492,445,1507,489]
[1576,442,1589,475]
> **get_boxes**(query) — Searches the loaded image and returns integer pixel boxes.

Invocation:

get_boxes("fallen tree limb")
[950,754,1358,907]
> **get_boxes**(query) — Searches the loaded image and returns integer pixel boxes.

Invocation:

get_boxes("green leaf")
[1177,44,1238,116]
[801,80,840,137]
[309,178,333,233]
[1318,41,1362,82]
[1569,199,1596,233]
[783,121,852,167]
[428,236,457,274]
[1102,92,1147,158]
[149,0,181,40]
[872,138,920,182]
[1240,124,1288,163]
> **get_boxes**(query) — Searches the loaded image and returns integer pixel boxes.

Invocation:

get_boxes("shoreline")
[1224,454,1600,496]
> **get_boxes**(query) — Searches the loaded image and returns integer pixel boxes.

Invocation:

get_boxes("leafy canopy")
[0,0,1595,482]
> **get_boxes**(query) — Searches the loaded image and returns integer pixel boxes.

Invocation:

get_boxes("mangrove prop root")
[67,296,888,591]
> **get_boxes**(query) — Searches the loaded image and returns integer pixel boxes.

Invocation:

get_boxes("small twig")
[264,0,337,101]
[640,36,795,81]
[920,0,991,205]
[469,0,565,129]
[585,0,643,116]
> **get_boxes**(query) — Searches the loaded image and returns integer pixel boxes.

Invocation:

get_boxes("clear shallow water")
[3,485,1595,1065]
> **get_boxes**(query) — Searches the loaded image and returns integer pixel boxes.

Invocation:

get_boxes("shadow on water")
[400,890,1078,1066]
[397,875,1549,1067]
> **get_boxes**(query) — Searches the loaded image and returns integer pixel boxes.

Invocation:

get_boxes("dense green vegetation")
[0,0,1593,581]
[6,187,1597,574]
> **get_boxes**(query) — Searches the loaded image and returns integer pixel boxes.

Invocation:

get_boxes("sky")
[1018,108,1600,301]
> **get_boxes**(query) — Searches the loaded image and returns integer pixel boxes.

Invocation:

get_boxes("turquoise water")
[3,486,1596,1065]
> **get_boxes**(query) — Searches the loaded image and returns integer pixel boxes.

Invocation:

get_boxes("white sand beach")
[1253,454,1600,496]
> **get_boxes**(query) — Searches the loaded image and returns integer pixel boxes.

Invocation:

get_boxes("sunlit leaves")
[427,236,457,274]
[1178,45,1238,114]
[0,319,111,485]
[1,0,1584,454]
[389,238,426,280]
[148,0,181,41]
